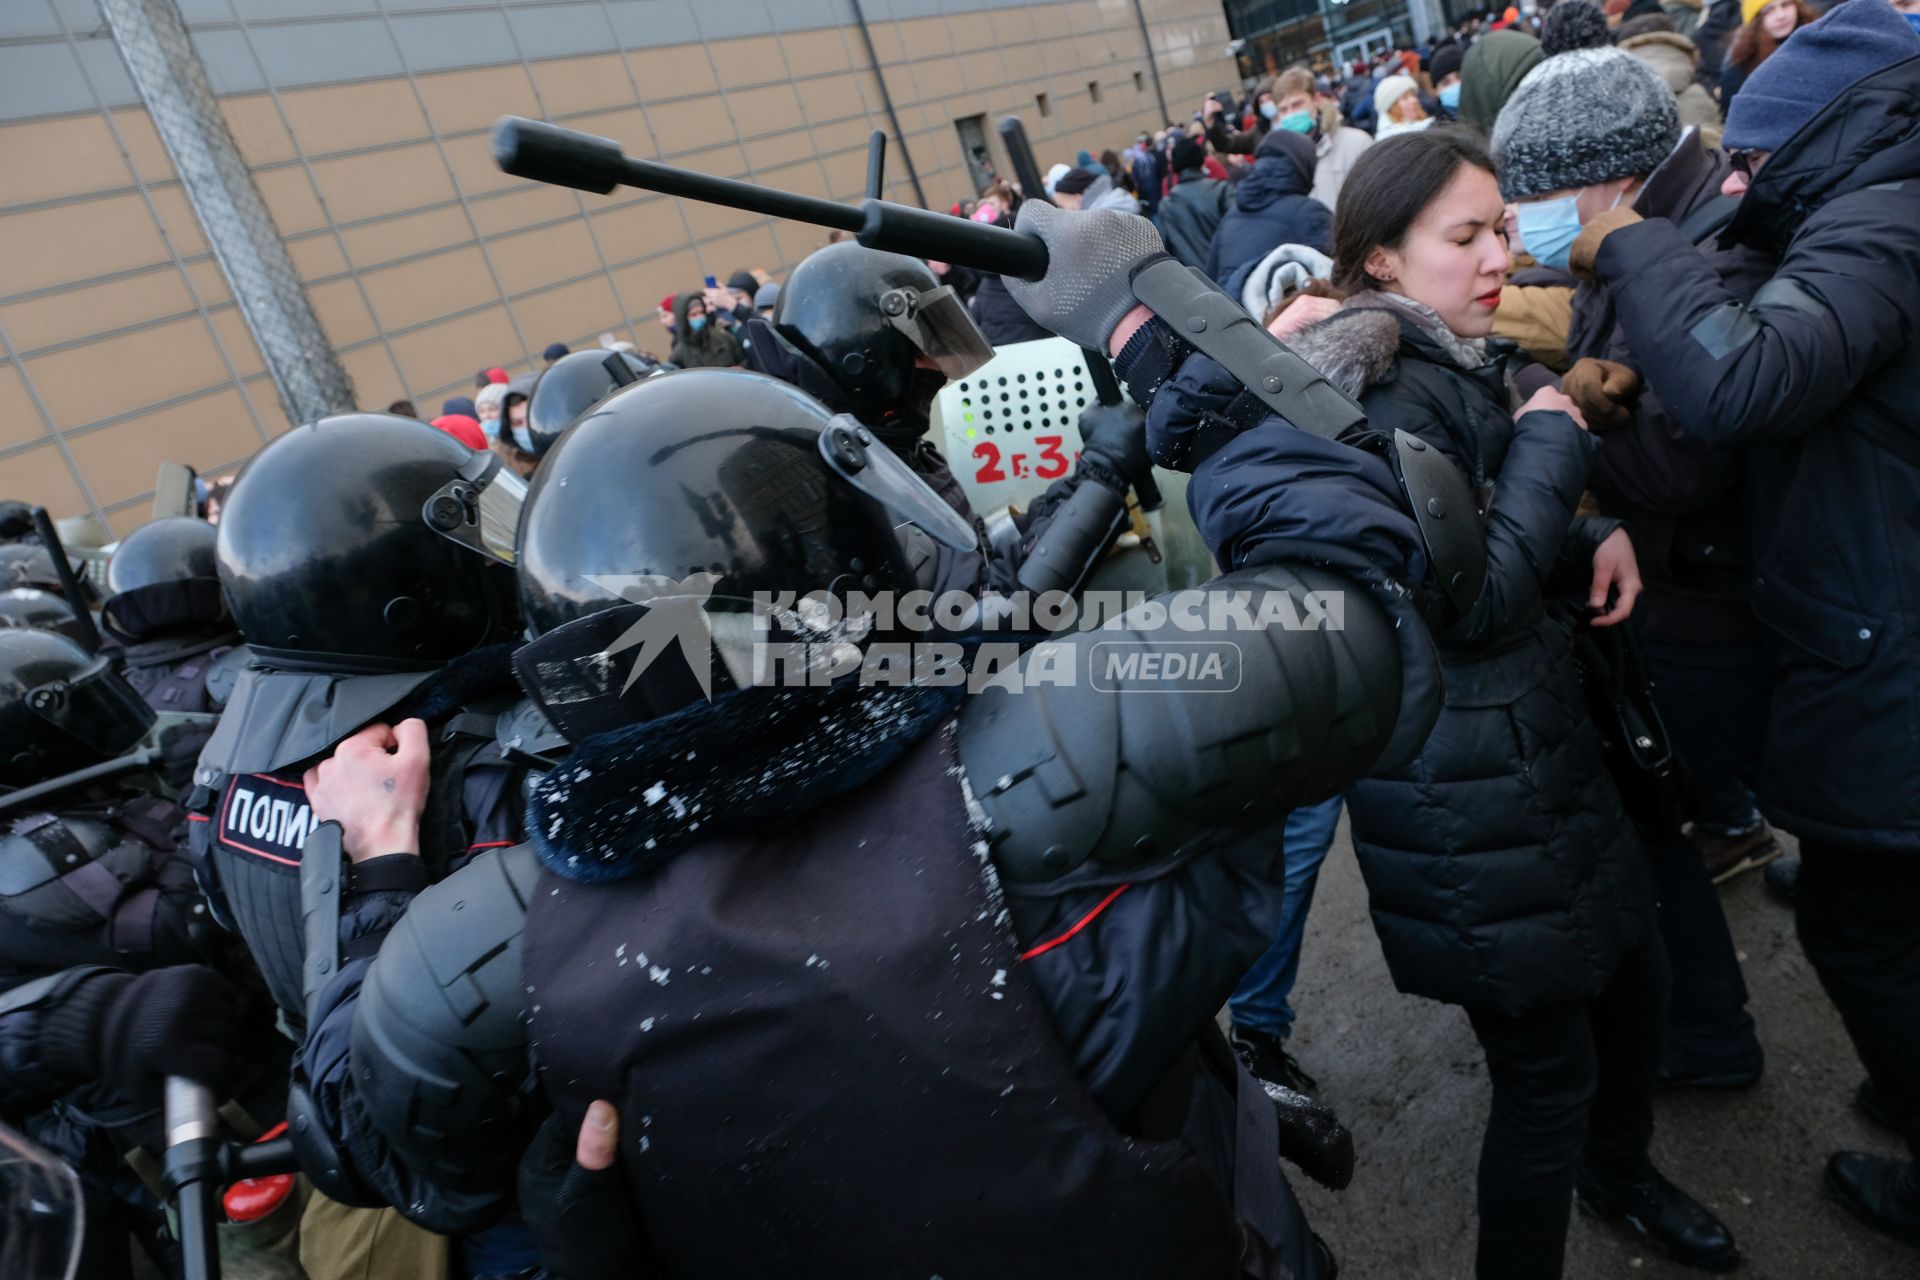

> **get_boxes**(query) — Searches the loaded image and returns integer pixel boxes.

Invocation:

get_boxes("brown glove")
[1568,207,1644,281]
[1560,357,1641,431]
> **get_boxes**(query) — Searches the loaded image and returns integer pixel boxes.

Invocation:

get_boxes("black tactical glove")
[518,1106,655,1280]
[1265,1080,1355,1192]
[1075,401,1152,488]
[41,965,246,1104]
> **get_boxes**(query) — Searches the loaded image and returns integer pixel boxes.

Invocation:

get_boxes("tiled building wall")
[0,0,1234,532]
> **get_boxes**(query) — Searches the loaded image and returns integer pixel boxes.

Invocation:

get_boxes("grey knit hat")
[1490,47,1681,200]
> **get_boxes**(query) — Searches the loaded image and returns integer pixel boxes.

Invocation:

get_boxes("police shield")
[0,1122,82,1280]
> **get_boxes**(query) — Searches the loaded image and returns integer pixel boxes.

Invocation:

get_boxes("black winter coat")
[1288,301,1653,1015]
[968,273,1052,346]
[1206,146,1333,288]
[1153,169,1232,271]
[1592,53,1920,851]
[1573,134,1774,645]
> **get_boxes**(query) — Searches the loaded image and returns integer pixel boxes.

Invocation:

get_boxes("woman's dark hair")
[1728,0,1816,72]
[1330,127,1495,295]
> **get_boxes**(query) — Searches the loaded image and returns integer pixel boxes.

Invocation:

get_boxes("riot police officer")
[299,367,1442,1277]
[745,241,1154,599]
[518,347,658,462]
[0,627,250,1280]
[101,516,245,720]
[0,587,90,646]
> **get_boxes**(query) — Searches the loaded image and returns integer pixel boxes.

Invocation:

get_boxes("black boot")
[1855,1078,1898,1135]
[1825,1152,1920,1247]
[1229,1024,1318,1095]
[1575,1163,1741,1272]
[1762,853,1799,906]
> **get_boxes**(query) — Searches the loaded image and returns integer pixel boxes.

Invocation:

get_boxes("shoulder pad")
[196,665,437,779]
[0,815,117,897]
[204,644,250,712]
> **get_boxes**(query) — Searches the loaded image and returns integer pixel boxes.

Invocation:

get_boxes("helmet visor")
[818,416,978,552]
[29,656,155,760]
[880,284,994,382]
[422,450,527,566]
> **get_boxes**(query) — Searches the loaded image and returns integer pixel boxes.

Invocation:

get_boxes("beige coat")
[1622,33,1722,141]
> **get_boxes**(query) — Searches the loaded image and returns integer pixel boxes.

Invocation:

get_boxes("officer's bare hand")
[1516,384,1588,432]
[1588,528,1642,628]
[303,719,430,861]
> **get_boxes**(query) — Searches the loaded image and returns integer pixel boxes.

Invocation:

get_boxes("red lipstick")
[1476,289,1503,310]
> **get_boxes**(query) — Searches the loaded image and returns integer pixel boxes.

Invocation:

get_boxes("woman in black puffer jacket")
[1268,131,1739,1279]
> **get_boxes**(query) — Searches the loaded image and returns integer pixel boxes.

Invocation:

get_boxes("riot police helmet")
[0,501,34,543]
[217,414,518,670]
[102,517,228,644]
[0,628,154,787]
[0,588,89,647]
[766,242,993,430]
[523,348,656,457]
[500,369,977,736]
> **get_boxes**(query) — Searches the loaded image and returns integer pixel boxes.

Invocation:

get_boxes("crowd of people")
[1,1,1917,1278]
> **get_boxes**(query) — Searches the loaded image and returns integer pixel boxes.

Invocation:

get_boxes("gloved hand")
[1568,207,1644,281]
[1266,1080,1356,1192]
[42,965,246,1104]
[519,1102,654,1280]
[1559,357,1641,431]
[1001,199,1169,352]
[1075,402,1151,486]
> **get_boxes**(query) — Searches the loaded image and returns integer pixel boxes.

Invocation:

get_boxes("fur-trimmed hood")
[1283,292,1489,399]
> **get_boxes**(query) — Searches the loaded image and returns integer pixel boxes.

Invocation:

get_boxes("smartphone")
[704,275,718,289]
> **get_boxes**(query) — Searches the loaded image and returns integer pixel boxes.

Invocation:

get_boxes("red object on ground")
[431,413,487,450]
[223,1123,295,1223]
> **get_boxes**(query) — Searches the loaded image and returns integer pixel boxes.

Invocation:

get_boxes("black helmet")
[102,517,228,644]
[0,543,61,593]
[523,349,657,457]
[217,414,518,670]
[0,501,35,543]
[764,243,993,427]
[0,629,154,786]
[0,588,89,647]
[506,369,975,736]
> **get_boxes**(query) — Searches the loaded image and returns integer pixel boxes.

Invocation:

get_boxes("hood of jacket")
[1084,172,1142,213]
[1730,54,1920,251]
[1622,31,1701,92]
[1236,134,1316,211]
[1459,31,1544,135]
[1285,293,1490,400]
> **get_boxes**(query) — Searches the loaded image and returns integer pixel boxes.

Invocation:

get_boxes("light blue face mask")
[1278,110,1315,134]
[1515,194,1584,272]
[1438,82,1461,111]
[511,424,535,454]
[1259,100,1279,120]
[688,314,708,332]
[481,415,501,442]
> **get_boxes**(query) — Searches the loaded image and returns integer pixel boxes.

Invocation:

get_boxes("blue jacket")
[1593,53,1920,850]
[1207,148,1333,289]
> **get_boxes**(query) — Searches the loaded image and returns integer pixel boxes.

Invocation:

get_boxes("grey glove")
[1001,199,1169,352]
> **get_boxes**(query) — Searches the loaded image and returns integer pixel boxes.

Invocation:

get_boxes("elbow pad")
[350,844,540,1199]
[957,563,1404,883]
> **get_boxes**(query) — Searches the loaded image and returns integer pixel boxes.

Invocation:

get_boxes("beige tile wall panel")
[360,245,498,334]
[563,107,658,159]
[278,81,431,159]
[416,66,544,138]
[696,224,781,283]
[252,168,330,238]
[26,313,230,430]
[336,345,406,414]
[147,185,214,261]
[510,275,624,354]
[312,143,458,225]
[305,278,380,350]
[712,38,784,89]
[219,96,300,168]
[283,234,350,284]
[588,198,689,262]
[388,309,523,395]
[624,48,718,102]
[109,109,176,187]
[0,363,49,454]
[442,131,526,199]
[0,270,196,355]
[67,388,259,511]
[610,243,702,313]
[0,116,134,206]
[341,206,475,273]
[642,96,739,156]
[184,259,233,306]
[780,29,852,78]
[728,84,807,140]
[529,54,636,121]
[490,219,602,298]
[469,183,581,239]
[206,308,269,381]
[2,443,89,517]
[0,194,169,298]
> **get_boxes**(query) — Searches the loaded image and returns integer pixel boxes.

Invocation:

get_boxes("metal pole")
[99,0,355,427]
[164,1078,222,1280]
[1131,0,1172,124]
[848,0,930,209]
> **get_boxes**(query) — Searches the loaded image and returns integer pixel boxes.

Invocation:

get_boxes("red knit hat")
[430,414,486,450]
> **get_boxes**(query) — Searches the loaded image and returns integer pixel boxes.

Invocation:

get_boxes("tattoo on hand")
[383,777,397,793]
